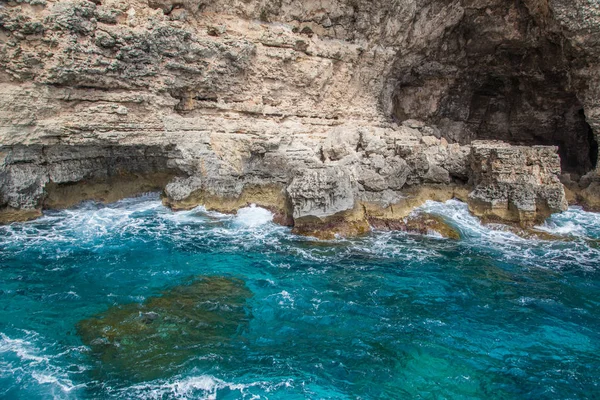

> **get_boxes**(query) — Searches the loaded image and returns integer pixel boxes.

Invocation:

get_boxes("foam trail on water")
[0,194,166,251]
[0,332,86,398]
[415,199,600,271]
[536,206,600,239]
[115,374,292,399]
[418,199,525,241]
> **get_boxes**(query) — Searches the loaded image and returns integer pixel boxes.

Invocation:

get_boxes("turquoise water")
[1,195,599,399]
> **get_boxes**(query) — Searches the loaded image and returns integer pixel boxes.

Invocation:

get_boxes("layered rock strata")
[0,0,598,236]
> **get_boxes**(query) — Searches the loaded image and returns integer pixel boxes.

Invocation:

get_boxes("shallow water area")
[1,195,599,399]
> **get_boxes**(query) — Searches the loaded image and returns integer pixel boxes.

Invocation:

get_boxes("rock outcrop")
[1,0,598,236]
[468,141,568,226]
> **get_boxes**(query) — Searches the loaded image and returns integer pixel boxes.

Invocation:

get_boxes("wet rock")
[580,181,600,211]
[404,213,461,240]
[163,183,293,225]
[292,205,370,240]
[0,145,179,214]
[559,173,581,205]
[486,223,574,242]
[43,173,174,209]
[370,211,461,240]
[139,311,159,324]
[568,171,600,211]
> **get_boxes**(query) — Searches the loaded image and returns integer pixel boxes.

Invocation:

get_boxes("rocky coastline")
[1,0,599,238]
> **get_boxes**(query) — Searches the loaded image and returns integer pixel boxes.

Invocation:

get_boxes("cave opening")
[387,0,599,177]
[585,110,598,171]
[460,76,598,176]
[392,73,598,175]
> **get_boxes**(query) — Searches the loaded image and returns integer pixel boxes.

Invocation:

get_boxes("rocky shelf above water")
[1,0,600,236]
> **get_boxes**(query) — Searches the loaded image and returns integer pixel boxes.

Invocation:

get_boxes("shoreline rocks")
[467,142,568,227]
[0,139,577,239]
[163,183,294,226]
[1,0,599,236]
[561,171,600,212]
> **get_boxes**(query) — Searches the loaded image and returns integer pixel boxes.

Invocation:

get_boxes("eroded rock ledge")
[1,0,599,235]
[0,131,569,238]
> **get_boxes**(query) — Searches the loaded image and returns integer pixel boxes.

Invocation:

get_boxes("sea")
[0,194,599,399]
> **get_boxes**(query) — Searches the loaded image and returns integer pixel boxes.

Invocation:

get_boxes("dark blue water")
[1,195,599,399]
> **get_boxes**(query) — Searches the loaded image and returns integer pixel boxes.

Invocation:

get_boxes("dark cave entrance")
[387,0,599,177]
[585,110,598,171]
[392,73,599,175]
[461,76,598,175]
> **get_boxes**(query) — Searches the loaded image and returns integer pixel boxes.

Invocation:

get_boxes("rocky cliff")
[1,0,599,234]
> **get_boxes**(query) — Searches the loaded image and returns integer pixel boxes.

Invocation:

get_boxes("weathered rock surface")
[468,141,568,226]
[0,0,598,236]
[287,167,355,220]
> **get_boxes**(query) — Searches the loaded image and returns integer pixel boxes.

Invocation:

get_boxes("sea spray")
[234,204,274,228]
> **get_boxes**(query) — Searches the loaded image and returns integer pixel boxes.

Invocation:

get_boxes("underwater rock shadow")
[77,276,253,381]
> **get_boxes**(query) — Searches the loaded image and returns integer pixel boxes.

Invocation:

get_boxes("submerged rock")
[404,213,461,240]
[77,277,252,381]
[485,223,573,242]
[370,211,461,240]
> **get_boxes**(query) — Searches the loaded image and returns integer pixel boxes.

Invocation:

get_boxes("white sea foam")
[535,206,600,238]
[275,290,295,308]
[0,333,46,363]
[412,199,600,271]
[117,374,291,399]
[1,195,598,270]
[418,199,525,242]
[0,194,168,252]
[234,204,274,228]
[0,331,85,398]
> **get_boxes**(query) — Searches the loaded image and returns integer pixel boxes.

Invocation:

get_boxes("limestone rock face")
[570,172,600,212]
[164,176,203,202]
[580,181,600,211]
[287,167,354,220]
[0,0,597,234]
[468,141,568,225]
[0,144,177,219]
